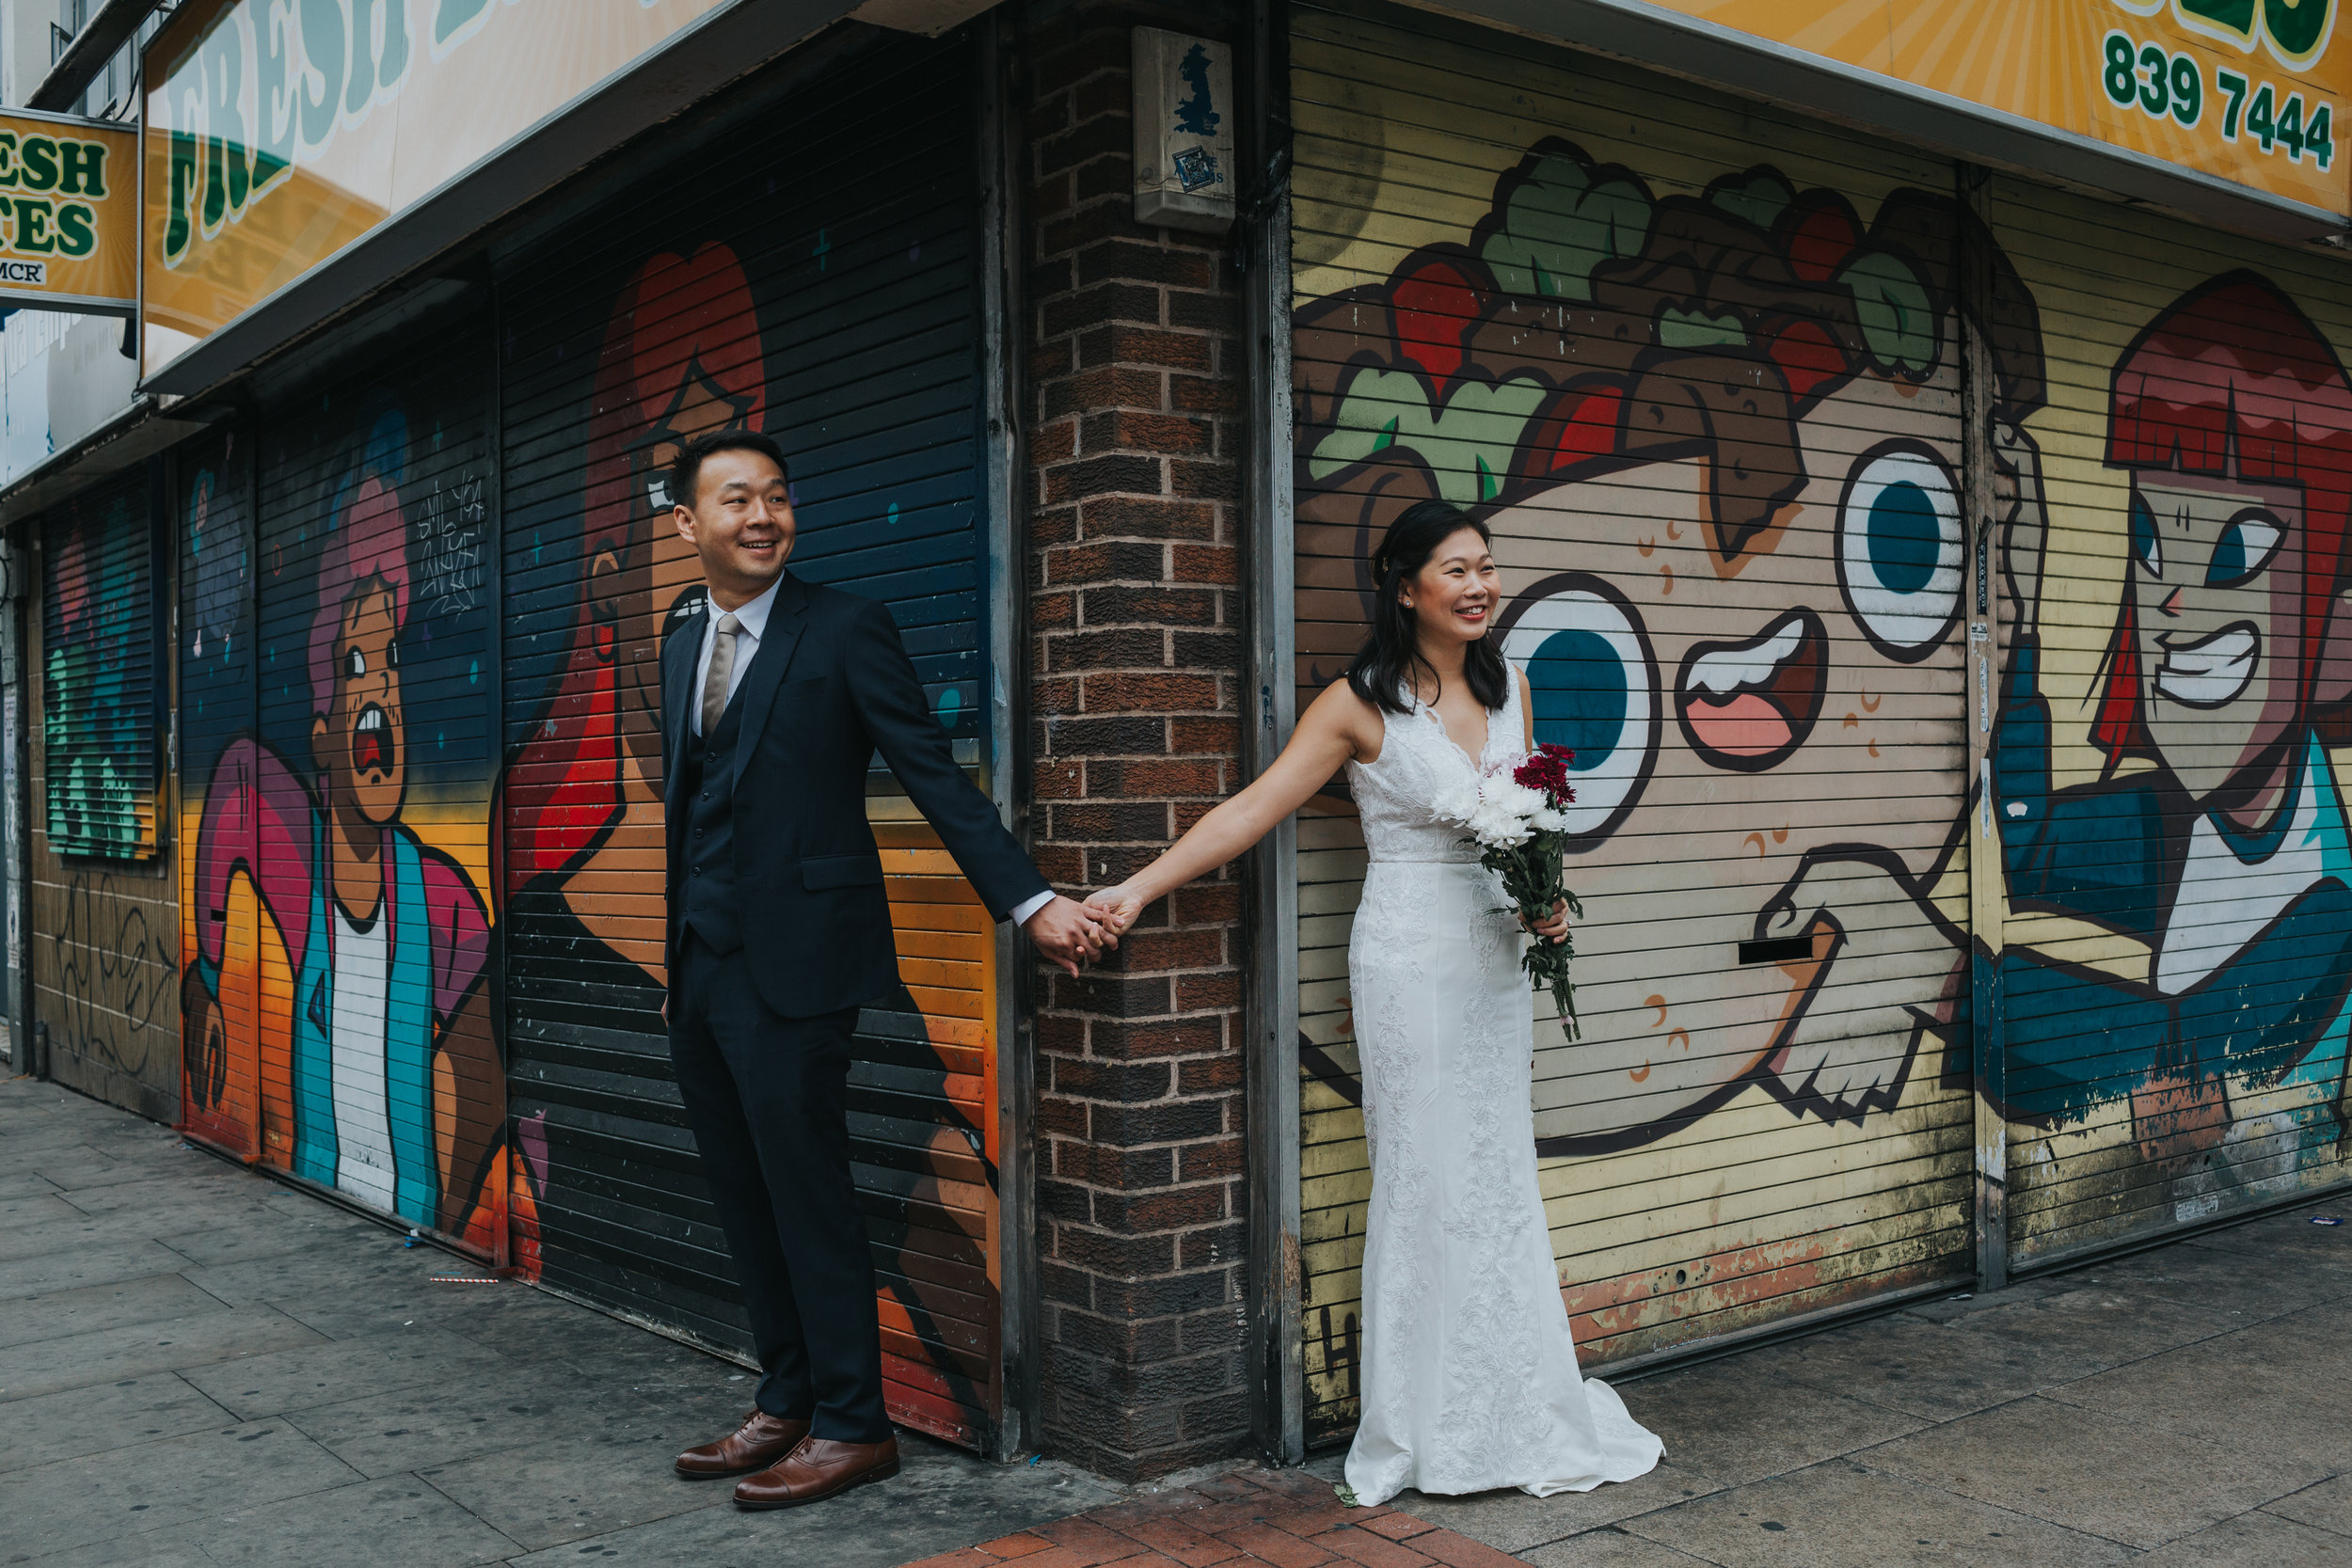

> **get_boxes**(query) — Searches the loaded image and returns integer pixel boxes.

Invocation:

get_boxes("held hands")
[1082,884,1148,940]
[1023,894,1116,977]
[1521,897,1571,945]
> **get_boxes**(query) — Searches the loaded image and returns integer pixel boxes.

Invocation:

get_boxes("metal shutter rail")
[1289,1,1983,1441]
[1980,173,2352,1270]
[494,35,1003,1448]
[41,473,158,860]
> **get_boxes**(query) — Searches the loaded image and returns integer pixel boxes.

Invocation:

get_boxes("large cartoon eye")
[346,647,367,679]
[1499,574,1660,847]
[2206,509,2282,587]
[1836,440,1963,662]
[2130,492,2164,578]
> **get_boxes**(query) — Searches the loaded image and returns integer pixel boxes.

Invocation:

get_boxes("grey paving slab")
[180,1327,517,1420]
[2270,1474,2352,1540]
[1379,1462,1722,1552]
[53,1172,262,1217]
[257,1273,584,1345]
[0,1193,84,1242]
[1623,1354,1930,1489]
[284,1369,624,1480]
[1925,1281,2244,1369]
[10,1524,219,1568]
[151,1217,381,1271]
[412,1406,737,1552]
[496,1435,1128,1568]
[183,1476,519,1568]
[2052,1239,2348,1320]
[0,1308,326,1403]
[1768,1308,2104,1421]
[1522,1528,1727,1567]
[2043,1328,2352,1471]
[0,1171,63,1201]
[0,1375,232,1476]
[0,1243,204,1298]
[1626,1460,2133,1568]
[1862,1394,2327,1550]
[0,1420,355,1560]
[0,1275,230,1352]
[2129,1507,2352,1565]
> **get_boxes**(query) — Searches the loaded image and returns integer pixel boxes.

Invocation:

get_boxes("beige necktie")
[699,611,741,737]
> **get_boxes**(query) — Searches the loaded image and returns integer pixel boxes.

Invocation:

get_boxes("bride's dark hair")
[1345,499,1510,716]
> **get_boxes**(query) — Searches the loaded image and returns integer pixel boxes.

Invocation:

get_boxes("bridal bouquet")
[1434,742,1583,1037]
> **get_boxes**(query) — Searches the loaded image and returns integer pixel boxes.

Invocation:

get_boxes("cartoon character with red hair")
[184,406,498,1230]
[1980,273,2352,1138]
[497,244,766,995]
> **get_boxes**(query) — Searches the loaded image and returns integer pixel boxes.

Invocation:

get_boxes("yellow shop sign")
[1652,0,2349,214]
[0,108,135,313]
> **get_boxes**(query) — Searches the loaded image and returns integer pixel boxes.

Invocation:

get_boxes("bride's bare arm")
[1084,680,1382,931]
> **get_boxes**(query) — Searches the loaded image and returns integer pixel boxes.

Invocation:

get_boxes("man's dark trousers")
[658,571,1051,1449]
[668,934,881,1440]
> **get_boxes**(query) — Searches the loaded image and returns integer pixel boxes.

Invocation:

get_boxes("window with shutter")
[40,474,158,861]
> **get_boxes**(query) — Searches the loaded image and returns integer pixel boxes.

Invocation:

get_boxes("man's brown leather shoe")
[731,1435,900,1509]
[674,1411,811,1479]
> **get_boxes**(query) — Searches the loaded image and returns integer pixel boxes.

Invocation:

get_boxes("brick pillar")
[1020,3,1253,1481]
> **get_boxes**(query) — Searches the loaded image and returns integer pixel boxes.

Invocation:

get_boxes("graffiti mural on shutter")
[1980,179,2352,1265]
[180,347,508,1244]
[1289,4,2001,1435]
[496,35,1004,1447]
[179,432,263,1159]
[1286,2,2352,1438]
[33,471,178,1119]
[42,481,158,860]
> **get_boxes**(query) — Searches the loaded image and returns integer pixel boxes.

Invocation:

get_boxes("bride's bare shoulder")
[1300,676,1387,762]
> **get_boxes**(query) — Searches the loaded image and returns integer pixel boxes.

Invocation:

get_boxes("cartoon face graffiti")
[1295,142,2046,1148]
[312,486,409,830]
[2126,470,2301,808]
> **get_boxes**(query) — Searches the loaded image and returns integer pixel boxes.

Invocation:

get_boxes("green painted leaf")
[1659,307,1748,351]
[1707,170,1793,235]
[1481,152,1652,303]
[1836,250,1937,376]
[1309,369,1550,506]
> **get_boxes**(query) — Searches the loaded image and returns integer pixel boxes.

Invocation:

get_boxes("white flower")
[1497,781,1545,818]
[1431,783,1480,824]
[1530,805,1568,833]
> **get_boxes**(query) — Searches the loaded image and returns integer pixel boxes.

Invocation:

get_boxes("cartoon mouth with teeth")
[1676,609,1828,772]
[2153,622,2260,709]
[352,703,397,777]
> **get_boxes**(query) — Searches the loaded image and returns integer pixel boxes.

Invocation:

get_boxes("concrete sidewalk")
[6,1073,2352,1567]
[0,1075,1125,1567]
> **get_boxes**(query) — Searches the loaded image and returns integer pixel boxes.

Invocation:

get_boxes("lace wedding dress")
[1343,674,1664,1505]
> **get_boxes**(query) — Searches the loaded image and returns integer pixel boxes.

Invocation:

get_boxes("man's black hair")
[671,429,790,510]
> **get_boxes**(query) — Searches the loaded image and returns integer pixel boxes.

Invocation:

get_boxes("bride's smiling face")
[1400,525,1502,649]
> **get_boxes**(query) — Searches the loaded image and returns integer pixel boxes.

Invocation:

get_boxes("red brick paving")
[898,1467,1491,1568]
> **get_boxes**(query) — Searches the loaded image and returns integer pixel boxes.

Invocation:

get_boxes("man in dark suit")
[660,430,1104,1509]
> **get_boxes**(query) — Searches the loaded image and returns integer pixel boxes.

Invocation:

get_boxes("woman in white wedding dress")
[1087,500,1662,1505]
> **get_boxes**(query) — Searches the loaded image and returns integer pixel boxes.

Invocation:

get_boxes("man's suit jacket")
[660,571,1049,1019]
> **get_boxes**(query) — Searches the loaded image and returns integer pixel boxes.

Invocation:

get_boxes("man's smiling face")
[315,581,406,827]
[2127,469,2305,813]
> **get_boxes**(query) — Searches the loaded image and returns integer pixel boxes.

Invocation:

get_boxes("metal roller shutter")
[41,473,159,861]
[214,327,505,1242]
[1979,173,2352,1267]
[1288,2,1994,1436]
[495,34,1006,1448]
[179,431,264,1161]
